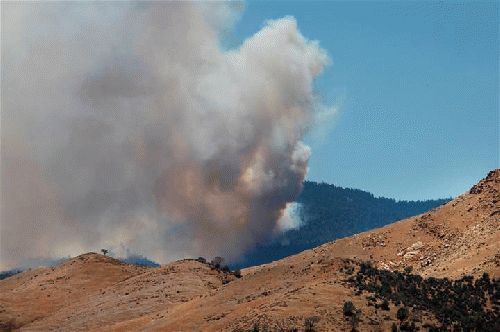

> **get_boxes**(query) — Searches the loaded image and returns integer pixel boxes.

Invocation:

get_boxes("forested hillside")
[234,181,450,268]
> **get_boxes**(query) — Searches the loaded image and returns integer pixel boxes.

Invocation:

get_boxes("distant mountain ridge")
[234,181,450,268]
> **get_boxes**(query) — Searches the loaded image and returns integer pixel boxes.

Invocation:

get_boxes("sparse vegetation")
[347,261,500,331]
[192,256,242,281]
[101,249,108,256]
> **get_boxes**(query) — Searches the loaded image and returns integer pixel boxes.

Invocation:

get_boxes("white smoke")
[1,1,333,270]
[277,202,305,232]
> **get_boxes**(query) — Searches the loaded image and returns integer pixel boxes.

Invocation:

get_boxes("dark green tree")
[381,299,390,311]
[397,307,409,322]
[343,301,356,316]
[211,256,224,269]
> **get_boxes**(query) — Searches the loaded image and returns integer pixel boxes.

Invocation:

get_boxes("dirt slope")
[1,169,498,331]
[1,255,235,331]
[0,253,147,330]
[319,169,500,279]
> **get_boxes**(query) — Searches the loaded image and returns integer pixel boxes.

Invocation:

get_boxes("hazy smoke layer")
[1,1,331,269]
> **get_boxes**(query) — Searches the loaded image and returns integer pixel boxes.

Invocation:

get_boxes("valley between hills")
[1,170,499,332]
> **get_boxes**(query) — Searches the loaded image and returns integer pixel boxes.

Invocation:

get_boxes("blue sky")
[230,0,498,201]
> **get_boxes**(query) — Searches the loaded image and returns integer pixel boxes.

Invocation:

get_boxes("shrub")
[351,309,362,329]
[360,261,373,274]
[343,301,356,316]
[304,316,320,332]
[397,307,409,321]
[0,319,18,332]
[211,257,224,269]
[381,299,390,311]
[400,321,416,331]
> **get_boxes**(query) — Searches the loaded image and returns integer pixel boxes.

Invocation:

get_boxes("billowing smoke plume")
[1,1,332,269]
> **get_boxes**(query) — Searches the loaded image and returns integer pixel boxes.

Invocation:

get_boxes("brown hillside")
[1,169,499,331]
[318,168,500,279]
[0,253,147,330]
[1,255,235,331]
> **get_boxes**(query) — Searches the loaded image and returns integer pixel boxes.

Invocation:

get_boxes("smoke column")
[1,1,332,269]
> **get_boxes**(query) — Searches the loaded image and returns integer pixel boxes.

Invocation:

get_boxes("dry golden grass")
[1,169,498,331]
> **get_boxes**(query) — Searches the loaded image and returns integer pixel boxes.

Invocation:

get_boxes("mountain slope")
[1,169,498,332]
[0,253,148,330]
[236,181,449,268]
[118,169,499,331]
[319,169,500,279]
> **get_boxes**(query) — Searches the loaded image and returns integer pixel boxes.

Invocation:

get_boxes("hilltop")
[0,169,498,331]
[0,254,237,331]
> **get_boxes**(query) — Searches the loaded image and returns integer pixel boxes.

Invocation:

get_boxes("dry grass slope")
[0,169,498,331]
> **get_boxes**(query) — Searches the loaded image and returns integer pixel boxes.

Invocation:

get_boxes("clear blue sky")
[230,0,498,201]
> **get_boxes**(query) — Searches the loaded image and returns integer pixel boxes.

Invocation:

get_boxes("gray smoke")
[1,1,332,269]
